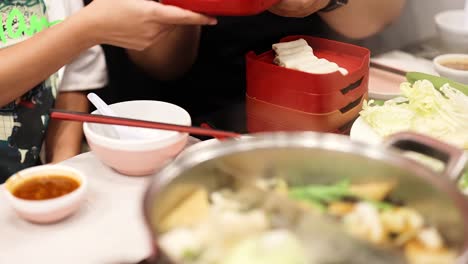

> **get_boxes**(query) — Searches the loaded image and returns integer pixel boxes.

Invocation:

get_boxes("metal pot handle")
[384,132,467,181]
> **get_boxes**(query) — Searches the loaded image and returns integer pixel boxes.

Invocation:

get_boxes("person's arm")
[319,0,406,39]
[129,0,406,79]
[0,0,215,107]
[127,25,202,80]
[45,91,88,163]
[269,0,406,39]
[0,15,92,107]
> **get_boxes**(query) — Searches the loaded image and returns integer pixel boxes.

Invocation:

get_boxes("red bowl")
[160,0,280,16]
[246,93,367,133]
[246,36,370,112]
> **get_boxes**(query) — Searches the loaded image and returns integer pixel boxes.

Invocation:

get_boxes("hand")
[269,0,329,18]
[80,0,217,50]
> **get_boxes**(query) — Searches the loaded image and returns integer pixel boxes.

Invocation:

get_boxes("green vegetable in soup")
[458,172,468,190]
[289,180,351,203]
[289,180,394,211]
[182,249,201,262]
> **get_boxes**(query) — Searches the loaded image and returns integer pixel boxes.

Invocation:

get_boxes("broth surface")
[441,59,468,71]
[13,175,80,200]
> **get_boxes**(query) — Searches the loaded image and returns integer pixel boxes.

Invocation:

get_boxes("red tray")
[246,74,367,114]
[246,36,370,113]
[160,0,280,16]
[246,93,367,133]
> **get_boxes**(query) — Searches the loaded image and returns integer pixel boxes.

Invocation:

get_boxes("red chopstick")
[200,122,229,141]
[50,109,241,139]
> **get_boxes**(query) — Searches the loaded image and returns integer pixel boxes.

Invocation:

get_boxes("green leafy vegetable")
[363,78,468,193]
[361,80,468,149]
[289,180,394,211]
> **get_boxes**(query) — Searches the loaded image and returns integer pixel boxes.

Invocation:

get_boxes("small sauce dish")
[434,54,468,84]
[3,165,88,224]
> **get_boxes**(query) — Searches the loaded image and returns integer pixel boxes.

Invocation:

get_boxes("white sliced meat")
[272,38,348,75]
[272,38,308,52]
[275,45,313,57]
[301,58,329,68]
[274,51,316,64]
[338,67,349,75]
[302,61,339,74]
[274,53,317,68]
[302,61,348,75]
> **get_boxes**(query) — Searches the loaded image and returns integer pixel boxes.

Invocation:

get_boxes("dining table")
[0,137,201,264]
[0,40,444,264]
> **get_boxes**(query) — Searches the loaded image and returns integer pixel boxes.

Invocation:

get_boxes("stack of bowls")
[245,36,370,134]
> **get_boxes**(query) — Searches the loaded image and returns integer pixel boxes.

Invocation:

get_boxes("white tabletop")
[0,137,201,264]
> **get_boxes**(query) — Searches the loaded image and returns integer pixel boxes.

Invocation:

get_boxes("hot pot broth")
[153,173,404,264]
[148,147,466,264]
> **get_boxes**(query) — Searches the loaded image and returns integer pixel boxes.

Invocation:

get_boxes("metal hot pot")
[142,132,468,264]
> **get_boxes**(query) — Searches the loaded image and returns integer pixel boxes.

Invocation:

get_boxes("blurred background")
[94,0,465,127]
[360,0,464,53]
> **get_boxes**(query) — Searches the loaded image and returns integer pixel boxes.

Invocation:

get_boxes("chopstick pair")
[50,109,240,139]
[370,61,407,76]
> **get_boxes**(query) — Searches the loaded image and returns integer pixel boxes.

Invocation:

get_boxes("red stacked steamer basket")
[246,35,370,134]
[160,0,281,16]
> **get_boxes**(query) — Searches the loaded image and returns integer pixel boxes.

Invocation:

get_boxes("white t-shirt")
[46,0,108,92]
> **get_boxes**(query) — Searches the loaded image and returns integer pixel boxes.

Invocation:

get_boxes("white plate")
[368,67,405,100]
[349,117,383,146]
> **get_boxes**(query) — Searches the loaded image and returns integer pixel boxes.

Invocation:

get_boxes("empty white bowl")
[3,165,88,224]
[434,53,468,84]
[435,10,468,53]
[83,100,191,176]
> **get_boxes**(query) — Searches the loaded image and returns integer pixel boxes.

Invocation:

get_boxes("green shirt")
[0,0,59,182]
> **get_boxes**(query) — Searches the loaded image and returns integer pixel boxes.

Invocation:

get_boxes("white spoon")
[87,93,145,139]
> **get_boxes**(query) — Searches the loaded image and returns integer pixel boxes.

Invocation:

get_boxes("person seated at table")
[0,0,216,182]
[125,0,406,124]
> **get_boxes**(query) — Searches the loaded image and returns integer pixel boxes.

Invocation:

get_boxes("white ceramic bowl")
[83,100,191,176]
[434,53,468,84]
[435,10,468,53]
[3,165,87,224]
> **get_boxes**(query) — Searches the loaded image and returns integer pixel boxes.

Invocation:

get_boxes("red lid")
[160,0,280,16]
